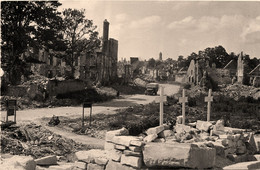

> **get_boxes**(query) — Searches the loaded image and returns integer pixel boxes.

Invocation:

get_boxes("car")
[145,83,159,95]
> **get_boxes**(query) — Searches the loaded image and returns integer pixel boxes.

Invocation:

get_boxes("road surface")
[1,84,180,123]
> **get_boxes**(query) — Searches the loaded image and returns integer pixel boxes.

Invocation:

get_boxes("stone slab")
[104,142,115,151]
[130,140,144,147]
[111,136,141,147]
[196,120,212,132]
[105,127,129,142]
[158,130,174,138]
[121,154,142,168]
[144,134,158,142]
[143,142,216,169]
[115,144,127,150]
[87,163,104,170]
[124,150,142,157]
[129,146,142,152]
[35,155,57,166]
[146,125,165,135]
[223,161,260,170]
[2,155,36,170]
[106,160,136,170]
[175,124,191,134]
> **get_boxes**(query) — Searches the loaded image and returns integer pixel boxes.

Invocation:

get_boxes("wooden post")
[179,89,188,125]
[82,105,85,128]
[155,86,167,125]
[205,89,213,122]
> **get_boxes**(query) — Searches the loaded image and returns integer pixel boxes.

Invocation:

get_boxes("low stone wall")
[74,119,259,170]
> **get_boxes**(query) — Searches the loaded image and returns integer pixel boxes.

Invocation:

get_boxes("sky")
[59,1,260,61]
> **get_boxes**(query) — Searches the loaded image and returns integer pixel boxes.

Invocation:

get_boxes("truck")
[145,83,159,95]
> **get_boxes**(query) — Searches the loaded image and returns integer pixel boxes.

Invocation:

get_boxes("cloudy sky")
[59,1,260,61]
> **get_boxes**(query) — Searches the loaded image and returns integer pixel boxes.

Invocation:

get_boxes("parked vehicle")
[145,83,159,95]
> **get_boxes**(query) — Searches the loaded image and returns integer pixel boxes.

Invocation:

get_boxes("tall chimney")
[103,19,109,42]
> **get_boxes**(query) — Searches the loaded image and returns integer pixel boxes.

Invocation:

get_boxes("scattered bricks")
[130,140,144,147]
[196,120,212,132]
[95,157,109,165]
[154,138,166,143]
[144,134,158,142]
[115,144,127,150]
[111,136,141,147]
[108,149,122,162]
[35,155,57,166]
[146,125,165,135]
[223,160,260,170]
[124,150,142,157]
[106,160,136,170]
[233,134,241,142]
[175,124,191,134]
[87,163,105,170]
[254,154,260,161]
[248,133,257,154]
[213,119,225,131]
[158,130,174,138]
[129,146,142,152]
[236,145,247,154]
[74,161,87,169]
[104,142,115,151]
[227,154,251,163]
[105,127,129,142]
[121,155,142,168]
[176,115,183,124]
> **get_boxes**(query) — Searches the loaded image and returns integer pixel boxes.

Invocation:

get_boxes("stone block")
[130,140,144,147]
[144,134,158,142]
[211,129,226,136]
[35,155,57,166]
[111,136,141,147]
[106,160,136,170]
[87,163,104,170]
[108,149,122,162]
[158,130,174,138]
[105,128,129,142]
[75,150,107,163]
[124,150,142,157]
[94,157,108,166]
[146,125,165,135]
[115,144,126,150]
[254,154,260,161]
[121,155,142,168]
[154,138,166,143]
[227,154,252,163]
[210,142,225,157]
[224,127,245,134]
[248,133,257,154]
[104,142,115,151]
[129,146,141,152]
[223,161,260,170]
[175,124,191,134]
[143,142,216,169]
[2,155,36,170]
[74,161,87,169]
[196,120,212,132]
[213,119,225,131]
[176,115,183,124]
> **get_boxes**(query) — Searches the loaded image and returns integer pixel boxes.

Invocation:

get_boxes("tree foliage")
[1,1,62,84]
[61,8,101,76]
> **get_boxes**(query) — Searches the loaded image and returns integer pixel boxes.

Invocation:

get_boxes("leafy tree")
[1,1,62,84]
[147,58,156,69]
[61,8,101,77]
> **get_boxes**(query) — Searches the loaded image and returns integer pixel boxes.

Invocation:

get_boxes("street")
[1,84,180,123]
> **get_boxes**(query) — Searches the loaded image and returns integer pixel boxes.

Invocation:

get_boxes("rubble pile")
[222,84,260,100]
[73,119,260,169]
[1,123,88,159]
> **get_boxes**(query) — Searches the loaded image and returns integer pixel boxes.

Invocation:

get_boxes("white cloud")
[167,16,195,29]
[241,16,260,44]
[130,15,161,29]
[115,13,128,22]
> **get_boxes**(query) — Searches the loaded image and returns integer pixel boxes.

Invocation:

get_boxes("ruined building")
[27,19,118,85]
[237,52,244,84]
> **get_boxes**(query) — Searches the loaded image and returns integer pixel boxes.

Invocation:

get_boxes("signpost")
[155,86,167,125]
[205,89,213,122]
[82,102,92,128]
[179,89,188,125]
[6,100,17,123]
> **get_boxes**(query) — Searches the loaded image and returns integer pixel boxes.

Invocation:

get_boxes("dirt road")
[1,84,180,123]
